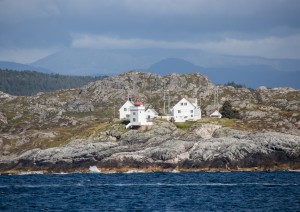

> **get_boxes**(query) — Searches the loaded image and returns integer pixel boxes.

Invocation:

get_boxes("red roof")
[134,100,142,106]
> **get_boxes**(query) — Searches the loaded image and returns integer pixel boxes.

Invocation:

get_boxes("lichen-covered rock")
[0,112,7,125]
[65,99,94,112]
[190,124,222,139]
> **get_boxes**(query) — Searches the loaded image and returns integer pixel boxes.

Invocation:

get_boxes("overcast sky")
[1,0,300,63]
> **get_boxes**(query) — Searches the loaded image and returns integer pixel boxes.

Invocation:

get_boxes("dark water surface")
[1,171,300,211]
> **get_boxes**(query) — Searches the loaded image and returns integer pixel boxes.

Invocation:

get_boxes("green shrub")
[220,101,240,119]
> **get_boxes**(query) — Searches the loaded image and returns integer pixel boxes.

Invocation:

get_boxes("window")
[191,115,193,117]
[133,112,136,115]
[190,110,193,113]
[133,118,136,122]
[181,103,183,106]
[184,102,187,106]
[178,110,181,113]
[124,108,127,111]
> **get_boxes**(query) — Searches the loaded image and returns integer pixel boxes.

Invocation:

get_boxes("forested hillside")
[0,69,106,96]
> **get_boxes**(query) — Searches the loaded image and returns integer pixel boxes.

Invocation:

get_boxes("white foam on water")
[125,170,146,173]
[17,171,44,175]
[95,183,240,187]
[89,166,101,173]
[11,184,64,188]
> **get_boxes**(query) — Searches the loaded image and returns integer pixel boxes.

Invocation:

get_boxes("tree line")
[0,69,106,96]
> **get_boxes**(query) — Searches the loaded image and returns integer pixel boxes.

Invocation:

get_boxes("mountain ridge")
[1,48,300,88]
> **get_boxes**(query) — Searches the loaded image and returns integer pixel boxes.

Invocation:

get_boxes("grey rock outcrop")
[1,122,299,173]
[0,112,7,125]
[65,99,94,112]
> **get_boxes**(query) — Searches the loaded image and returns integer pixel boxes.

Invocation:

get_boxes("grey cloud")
[1,0,300,61]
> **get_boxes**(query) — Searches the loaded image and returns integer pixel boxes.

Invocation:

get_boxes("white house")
[119,99,134,120]
[145,108,158,119]
[171,98,201,122]
[210,110,222,119]
[126,100,153,129]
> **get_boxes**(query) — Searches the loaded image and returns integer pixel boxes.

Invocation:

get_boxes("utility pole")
[113,104,115,119]
[216,86,219,111]
[163,88,166,115]
[167,91,170,115]
[199,94,201,108]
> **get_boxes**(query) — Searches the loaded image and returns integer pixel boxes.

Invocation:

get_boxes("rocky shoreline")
[1,121,299,174]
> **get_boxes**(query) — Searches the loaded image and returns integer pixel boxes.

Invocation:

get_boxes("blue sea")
[1,171,300,211]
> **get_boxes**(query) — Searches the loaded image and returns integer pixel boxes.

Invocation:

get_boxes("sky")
[1,0,300,63]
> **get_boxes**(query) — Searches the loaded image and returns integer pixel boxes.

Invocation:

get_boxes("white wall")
[119,100,134,119]
[171,98,201,122]
[130,105,148,125]
[145,109,158,119]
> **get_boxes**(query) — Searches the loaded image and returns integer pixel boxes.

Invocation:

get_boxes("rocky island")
[0,71,299,173]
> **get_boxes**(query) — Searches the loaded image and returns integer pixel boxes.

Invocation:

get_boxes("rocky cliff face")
[0,71,299,173]
[0,121,299,173]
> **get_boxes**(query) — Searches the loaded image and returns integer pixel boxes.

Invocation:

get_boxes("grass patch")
[175,121,197,131]
[198,117,254,131]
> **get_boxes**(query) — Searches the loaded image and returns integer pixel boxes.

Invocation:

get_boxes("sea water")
[1,171,300,211]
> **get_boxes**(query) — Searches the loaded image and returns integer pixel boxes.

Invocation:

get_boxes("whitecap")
[125,170,146,173]
[17,171,44,175]
[89,166,101,173]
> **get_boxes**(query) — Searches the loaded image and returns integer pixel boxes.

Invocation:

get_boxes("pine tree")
[220,101,240,119]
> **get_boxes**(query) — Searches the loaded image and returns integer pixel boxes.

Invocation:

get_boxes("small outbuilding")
[145,108,159,119]
[210,110,222,119]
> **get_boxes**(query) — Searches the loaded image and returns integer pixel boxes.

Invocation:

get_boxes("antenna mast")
[163,88,166,115]
[168,91,170,114]
[217,86,219,111]
[213,86,219,111]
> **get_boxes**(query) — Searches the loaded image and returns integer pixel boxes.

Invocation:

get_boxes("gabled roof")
[171,97,197,109]
[210,110,222,117]
[119,100,134,111]
[146,108,158,115]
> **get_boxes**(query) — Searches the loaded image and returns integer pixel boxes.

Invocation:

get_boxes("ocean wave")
[16,171,44,175]
[93,182,299,187]
[125,170,146,173]
[89,166,101,173]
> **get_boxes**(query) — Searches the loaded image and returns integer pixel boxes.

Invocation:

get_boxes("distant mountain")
[146,58,300,89]
[203,65,300,88]
[0,61,51,73]
[22,47,300,88]
[31,48,300,74]
[146,58,205,75]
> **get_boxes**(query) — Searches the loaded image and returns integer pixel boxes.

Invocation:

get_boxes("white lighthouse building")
[125,100,153,129]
